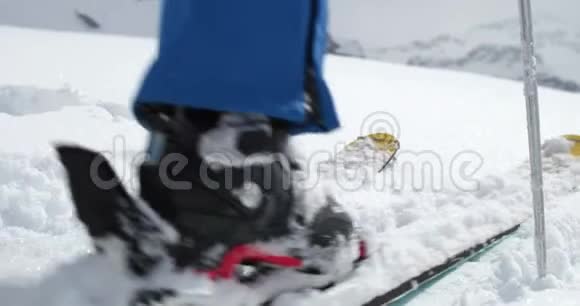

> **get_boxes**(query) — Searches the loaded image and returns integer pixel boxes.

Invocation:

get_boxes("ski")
[362,224,520,306]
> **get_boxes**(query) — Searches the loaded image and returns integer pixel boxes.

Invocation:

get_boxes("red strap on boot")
[203,240,369,280]
[205,245,303,280]
[358,240,368,260]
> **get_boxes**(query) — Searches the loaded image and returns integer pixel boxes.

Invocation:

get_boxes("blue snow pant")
[134,0,339,134]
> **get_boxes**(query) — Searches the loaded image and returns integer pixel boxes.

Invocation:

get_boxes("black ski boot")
[54,106,366,305]
[135,105,363,279]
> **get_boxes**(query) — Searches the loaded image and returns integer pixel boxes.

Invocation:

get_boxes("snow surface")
[3,0,580,92]
[330,0,580,92]
[0,26,579,305]
[358,17,580,93]
[0,0,159,37]
[281,141,580,306]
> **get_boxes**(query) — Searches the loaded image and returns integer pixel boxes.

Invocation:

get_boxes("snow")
[360,17,580,93]
[329,0,580,92]
[0,26,153,104]
[3,0,580,92]
[0,0,159,37]
[3,0,580,44]
[0,26,579,306]
[330,0,580,46]
[274,141,580,306]
[403,192,580,306]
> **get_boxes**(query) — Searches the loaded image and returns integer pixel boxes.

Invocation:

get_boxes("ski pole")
[517,0,547,278]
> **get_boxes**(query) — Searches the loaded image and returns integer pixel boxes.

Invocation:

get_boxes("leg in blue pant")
[135,0,338,134]
[133,0,360,278]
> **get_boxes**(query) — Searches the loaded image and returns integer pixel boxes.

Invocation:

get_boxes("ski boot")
[55,106,367,305]
[135,105,365,280]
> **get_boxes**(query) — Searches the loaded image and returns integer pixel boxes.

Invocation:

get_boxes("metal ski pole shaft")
[517,0,547,278]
